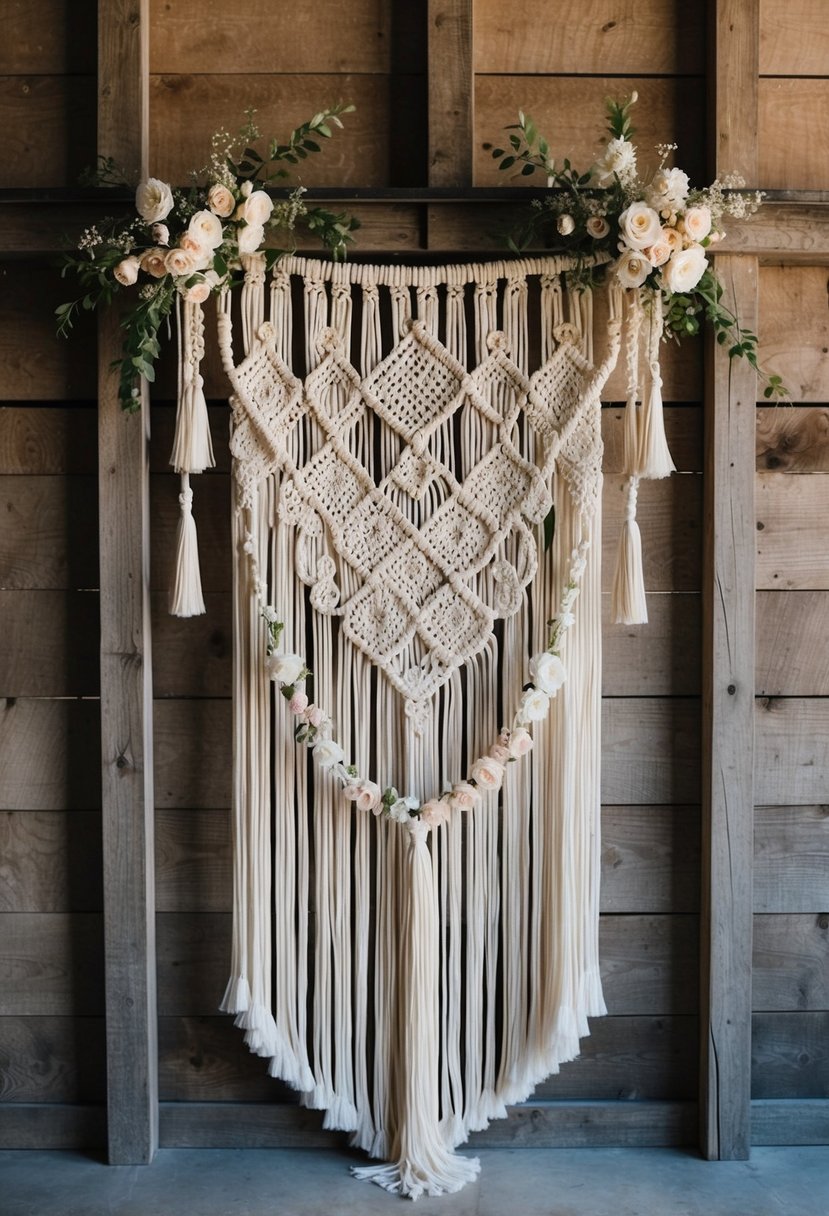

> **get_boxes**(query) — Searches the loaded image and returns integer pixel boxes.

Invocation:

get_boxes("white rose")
[265,651,305,685]
[242,190,274,227]
[188,210,224,250]
[618,202,662,251]
[682,205,712,243]
[508,727,534,758]
[237,222,264,254]
[135,177,174,224]
[207,183,235,218]
[586,216,610,239]
[661,244,708,294]
[529,651,566,695]
[614,248,652,289]
[151,223,170,246]
[557,213,575,236]
[517,688,550,723]
[470,756,505,790]
[592,137,637,188]
[164,247,198,277]
[312,737,345,769]
[113,255,140,286]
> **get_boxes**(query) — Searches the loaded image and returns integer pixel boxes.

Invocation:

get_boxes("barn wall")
[0,0,826,1152]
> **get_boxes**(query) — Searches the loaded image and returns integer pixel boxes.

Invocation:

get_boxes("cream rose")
[207,183,235,218]
[238,222,264,255]
[517,688,550,723]
[344,780,382,813]
[661,243,708,294]
[449,781,481,812]
[140,248,168,278]
[470,756,505,790]
[662,226,682,252]
[266,651,305,685]
[618,202,662,251]
[586,216,610,239]
[529,651,566,695]
[189,209,224,250]
[312,737,345,769]
[164,247,198,277]
[508,727,534,758]
[614,248,652,289]
[241,190,274,227]
[135,177,174,224]
[557,213,575,236]
[179,233,213,269]
[113,255,140,286]
[420,798,451,829]
[184,279,211,304]
[151,223,170,246]
[682,205,712,243]
[646,239,672,267]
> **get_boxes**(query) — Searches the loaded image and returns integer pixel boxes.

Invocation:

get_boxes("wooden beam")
[427,0,473,187]
[700,0,759,1162]
[98,0,157,1165]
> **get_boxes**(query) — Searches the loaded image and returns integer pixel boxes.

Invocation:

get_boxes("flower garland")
[488,94,787,400]
[56,107,359,409]
[260,542,589,834]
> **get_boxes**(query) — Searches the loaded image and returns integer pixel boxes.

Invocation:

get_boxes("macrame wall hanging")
[167,252,673,1200]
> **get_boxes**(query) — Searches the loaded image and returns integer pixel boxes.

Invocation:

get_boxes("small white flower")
[238,222,265,254]
[646,166,690,212]
[113,255,140,286]
[517,688,551,723]
[135,178,174,224]
[529,651,566,694]
[312,737,345,769]
[390,795,419,822]
[560,585,580,612]
[266,651,305,685]
[592,137,637,188]
[557,213,575,236]
[549,610,576,631]
[151,223,170,246]
[262,605,279,623]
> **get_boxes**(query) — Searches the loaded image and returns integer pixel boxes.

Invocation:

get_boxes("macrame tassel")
[352,823,480,1200]
[170,473,206,618]
[636,293,675,480]
[611,477,648,625]
[171,298,215,475]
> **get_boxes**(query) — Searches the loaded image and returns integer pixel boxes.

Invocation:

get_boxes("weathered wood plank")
[602,595,701,697]
[0,811,102,912]
[759,79,829,191]
[0,406,97,475]
[751,1011,829,1098]
[603,406,702,474]
[755,698,829,806]
[758,268,829,404]
[0,1102,106,1149]
[151,473,230,595]
[753,914,829,1012]
[0,75,96,188]
[428,0,473,187]
[760,0,829,74]
[149,0,393,73]
[0,1,97,74]
[0,476,99,590]
[756,592,829,695]
[474,76,705,188]
[601,698,701,806]
[754,806,829,914]
[756,407,829,474]
[152,592,232,698]
[0,267,97,401]
[0,698,101,811]
[720,203,829,264]
[0,912,104,1015]
[155,808,231,913]
[475,0,704,74]
[0,590,100,696]
[756,473,829,588]
[153,700,232,809]
[0,1015,106,1102]
[150,74,392,187]
[158,1016,294,1103]
[751,1098,829,1145]
[600,808,700,914]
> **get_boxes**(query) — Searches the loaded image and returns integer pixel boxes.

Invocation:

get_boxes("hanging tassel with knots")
[636,291,675,480]
[611,475,648,625]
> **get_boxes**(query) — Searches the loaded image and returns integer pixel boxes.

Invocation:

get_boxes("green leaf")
[521,162,536,176]
[499,156,516,170]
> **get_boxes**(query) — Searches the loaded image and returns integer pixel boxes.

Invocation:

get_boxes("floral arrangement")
[260,543,588,835]
[56,107,359,409]
[488,94,785,399]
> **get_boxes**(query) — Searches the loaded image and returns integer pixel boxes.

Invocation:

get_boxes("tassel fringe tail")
[636,292,674,480]
[611,477,648,625]
[170,472,206,618]
[352,823,480,1200]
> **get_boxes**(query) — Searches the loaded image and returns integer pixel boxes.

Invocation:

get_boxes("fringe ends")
[351,1147,481,1202]
[170,474,206,617]
[636,375,675,481]
[611,478,648,625]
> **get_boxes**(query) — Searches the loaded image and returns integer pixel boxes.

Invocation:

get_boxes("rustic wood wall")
[0,0,826,1156]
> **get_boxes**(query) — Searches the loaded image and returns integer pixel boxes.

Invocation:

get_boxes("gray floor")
[2,1147,829,1216]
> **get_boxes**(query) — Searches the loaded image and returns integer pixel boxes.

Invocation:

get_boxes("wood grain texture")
[0,811,102,912]
[719,203,829,265]
[474,76,705,188]
[751,1098,829,1146]
[0,591,100,696]
[760,0,829,74]
[0,266,97,401]
[152,592,232,698]
[756,592,829,695]
[149,0,393,73]
[0,1,96,74]
[600,808,700,914]
[153,699,232,809]
[0,75,96,188]
[754,806,829,914]
[755,698,829,805]
[155,808,231,913]
[751,1012,829,1098]
[0,698,101,811]
[710,1,758,181]
[0,1015,106,1102]
[475,0,703,74]
[0,407,97,476]
[759,79,829,191]
[601,698,701,805]
[428,0,473,187]
[756,408,829,473]
[0,1102,106,1149]
[158,1016,295,1103]
[758,268,829,404]
[602,594,700,697]
[753,914,829,1012]
[756,474,829,589]
[0,476,99,590]
[150,75,392,187]
[0,912,104,1015]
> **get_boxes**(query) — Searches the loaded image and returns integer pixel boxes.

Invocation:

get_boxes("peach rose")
[184,279,211,304]
[164,247,198,277]
[587,216,610,239]
[420,798,451,829]
[470,756,505,790]
[449,781,481,812]
[288,690,308,714]
[681,205,712,243]
[140,248,168,278]
[508,727,534,758]
[207,183,235,218]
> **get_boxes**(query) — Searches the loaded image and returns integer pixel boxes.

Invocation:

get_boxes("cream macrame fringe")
[167,256,673,1199]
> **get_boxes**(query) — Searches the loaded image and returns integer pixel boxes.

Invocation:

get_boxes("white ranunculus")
[113,255,140,286]
[242,190,274,227]
[614,248,652,289]
[557,213,575,236]
[591,137,637,188]
[135,177,174,224]
[312,737,345,769]
[618,202,662,251]
[529,651,566,695]
[266,651,305,684]
[517,688,551,723]
[682,205,712,243]
[586,216,610,239]
[189,210,224,250]
[237,222,265,254]
[661,243,708,294]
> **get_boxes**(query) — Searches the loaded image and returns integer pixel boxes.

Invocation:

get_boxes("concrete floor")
[2,1147,829,1216]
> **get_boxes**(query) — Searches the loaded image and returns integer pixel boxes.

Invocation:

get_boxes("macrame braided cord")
[204,255,670,1199]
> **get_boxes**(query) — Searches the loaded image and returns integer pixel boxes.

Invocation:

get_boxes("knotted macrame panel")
[216,254,623,1199]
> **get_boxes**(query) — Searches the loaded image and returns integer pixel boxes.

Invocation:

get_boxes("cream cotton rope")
[168,253,675,1199]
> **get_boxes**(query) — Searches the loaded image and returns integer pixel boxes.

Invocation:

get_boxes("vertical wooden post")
[98,0,157,1164]
[427,0,474,192]
[700,0,759,1161]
